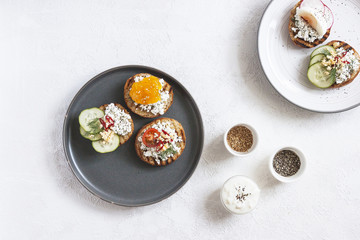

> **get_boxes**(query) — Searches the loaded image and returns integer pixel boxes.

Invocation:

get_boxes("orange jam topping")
[129,76,162,104]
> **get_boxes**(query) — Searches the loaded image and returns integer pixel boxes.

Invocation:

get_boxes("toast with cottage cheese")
[99,103,134,146]
[135,118,186,166]
[289,1,331,48]
[327,41,360,88]
[124,73,174,118]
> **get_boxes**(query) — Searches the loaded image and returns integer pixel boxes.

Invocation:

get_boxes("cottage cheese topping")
[292,7,331,42]
[334,48,360,84]
[104,103,132,136]
[134,74,149,82]
[138,90,170,115]
[133,77,170,115]
[138,121,182,164]
[322,46,360,84]
[221,176,260,214]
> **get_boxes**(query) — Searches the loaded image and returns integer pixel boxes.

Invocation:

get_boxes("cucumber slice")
[307,62,335,88]
[309,54,326,67]
[310,45,336,59]
[92,135,120,153]
[80,127,102,141]
[79,108,104,134]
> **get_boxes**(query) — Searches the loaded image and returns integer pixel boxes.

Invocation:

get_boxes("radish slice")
[300,0,324,10]
[299,0,334,30]
[324,5,334,29]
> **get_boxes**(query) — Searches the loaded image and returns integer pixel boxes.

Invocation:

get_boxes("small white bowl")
[269,146,306,183]
[220,175,260,215]
[224,123,258,157]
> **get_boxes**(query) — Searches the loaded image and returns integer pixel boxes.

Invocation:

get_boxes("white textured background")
[1,0,360,239]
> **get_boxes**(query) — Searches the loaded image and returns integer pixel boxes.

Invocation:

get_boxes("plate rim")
[62,65,204,207]
[257,0,360,113]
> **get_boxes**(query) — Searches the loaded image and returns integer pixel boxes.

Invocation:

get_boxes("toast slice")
[289,1,330,48]
[99,103,134,146]
[135,118,186,166]
[328,40,360,88]
[124,73,174,118]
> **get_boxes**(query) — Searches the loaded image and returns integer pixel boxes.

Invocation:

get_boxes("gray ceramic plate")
[63,65,204,206]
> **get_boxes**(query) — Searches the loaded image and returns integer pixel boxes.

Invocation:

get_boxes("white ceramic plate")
[258,0,360,113]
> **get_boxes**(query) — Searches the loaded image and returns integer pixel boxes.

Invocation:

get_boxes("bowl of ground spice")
[269,147,306,183]
[224,124,258,156]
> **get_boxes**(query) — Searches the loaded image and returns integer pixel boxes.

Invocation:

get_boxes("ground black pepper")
[227,126,253,152]
[273,150,301,177]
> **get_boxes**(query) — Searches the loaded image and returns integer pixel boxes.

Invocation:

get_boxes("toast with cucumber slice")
[327,41,360,88]
[124,73,174,118]
[78,103,134,153]
[307,41,360,89]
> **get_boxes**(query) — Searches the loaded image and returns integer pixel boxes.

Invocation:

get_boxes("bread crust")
[124,73,174,118]
[99,103,134,146]
[327,40,360,88]
[289,1,330,48]
[135,118,186,167]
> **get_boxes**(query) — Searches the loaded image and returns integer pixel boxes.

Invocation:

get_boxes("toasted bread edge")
[326,41,360,88]
[124,73,174,118]
[134,118,186,167]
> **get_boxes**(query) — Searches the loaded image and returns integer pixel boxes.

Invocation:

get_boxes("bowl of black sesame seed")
[269,147,306,183]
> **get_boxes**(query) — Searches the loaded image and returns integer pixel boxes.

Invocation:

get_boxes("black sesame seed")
[273,150,301,177]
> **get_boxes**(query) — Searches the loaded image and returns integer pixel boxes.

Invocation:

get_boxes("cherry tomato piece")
[142,128,160,147]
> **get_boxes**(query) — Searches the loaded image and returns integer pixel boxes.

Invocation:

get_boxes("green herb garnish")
[159,145,177,159]
[88,118,101,131]
[322,49,331,56]
[330,67,336,78]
